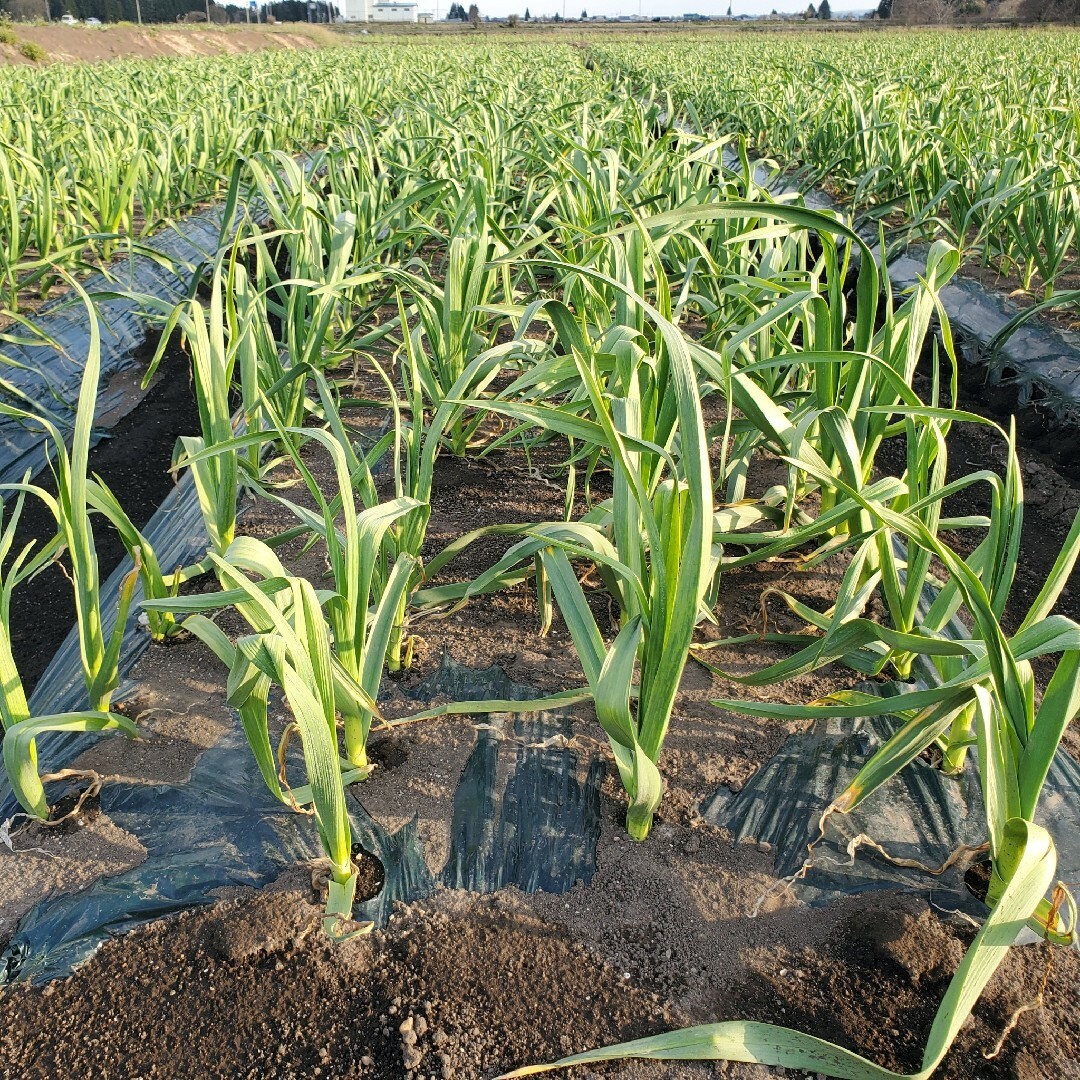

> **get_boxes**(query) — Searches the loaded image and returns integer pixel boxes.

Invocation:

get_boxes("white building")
[339,0,370,20]
[337,0,431,22]
[372,1,419,19]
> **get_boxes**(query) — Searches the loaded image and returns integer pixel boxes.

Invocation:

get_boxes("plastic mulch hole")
[0,655,603,986]
[702,679,1080,916]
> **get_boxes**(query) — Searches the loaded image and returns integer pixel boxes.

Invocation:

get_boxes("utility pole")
[134,0,142,23]
[205,0,211,22]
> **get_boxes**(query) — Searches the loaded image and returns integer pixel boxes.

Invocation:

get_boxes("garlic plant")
[1,36,1076,1075]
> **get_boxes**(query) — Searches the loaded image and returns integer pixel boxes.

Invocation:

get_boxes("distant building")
[338,0,431,20]
[372,0,419,19]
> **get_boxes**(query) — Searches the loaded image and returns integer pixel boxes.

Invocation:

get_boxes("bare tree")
[893,0,952,21]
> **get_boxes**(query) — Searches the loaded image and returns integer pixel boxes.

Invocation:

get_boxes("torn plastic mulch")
[0,654,603,985]
[888,248,1080,422]
[355,654,604,923]
[702,557,1080,915]
[701,678,1080,918]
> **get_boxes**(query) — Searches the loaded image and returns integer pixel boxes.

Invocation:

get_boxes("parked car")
[85,16,102,24]
[59,13,78,23]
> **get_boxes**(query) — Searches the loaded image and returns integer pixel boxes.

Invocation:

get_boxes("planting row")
[595,30,1080,301]
[0,41,1077,1080]
[0,42,604,311]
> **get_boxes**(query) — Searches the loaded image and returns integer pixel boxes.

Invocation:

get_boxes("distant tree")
[1016,0,1080,14]
[552,8,560,17]
[818,0,830,15]
[876,0,892,13]
[804,0,816,13]
[580,6,586,15]
[265,0,333,18]
[892,0,954,20]
[4,0,47,18]
[506,10,518,23]
[467,0,479,23]
[523,3,529,15]
[32,0,235,20]
[726,1,732,13]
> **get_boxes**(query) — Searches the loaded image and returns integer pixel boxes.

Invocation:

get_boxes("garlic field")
[0,32,1078,1080]
[597,31,1080,300]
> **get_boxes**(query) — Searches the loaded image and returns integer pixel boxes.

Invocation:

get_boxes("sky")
[425,1,868,20]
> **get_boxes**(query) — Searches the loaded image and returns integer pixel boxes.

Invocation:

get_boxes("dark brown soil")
[7,346,200,693]
[0,881,669,1080]
[718,895,1080,1080]
[3,362,1080,1080]
[3,872,1078,1080]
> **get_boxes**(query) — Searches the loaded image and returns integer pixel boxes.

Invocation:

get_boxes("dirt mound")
[0,882,670,1080]
[0,25,328,67]
[2,878,1077,1079]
